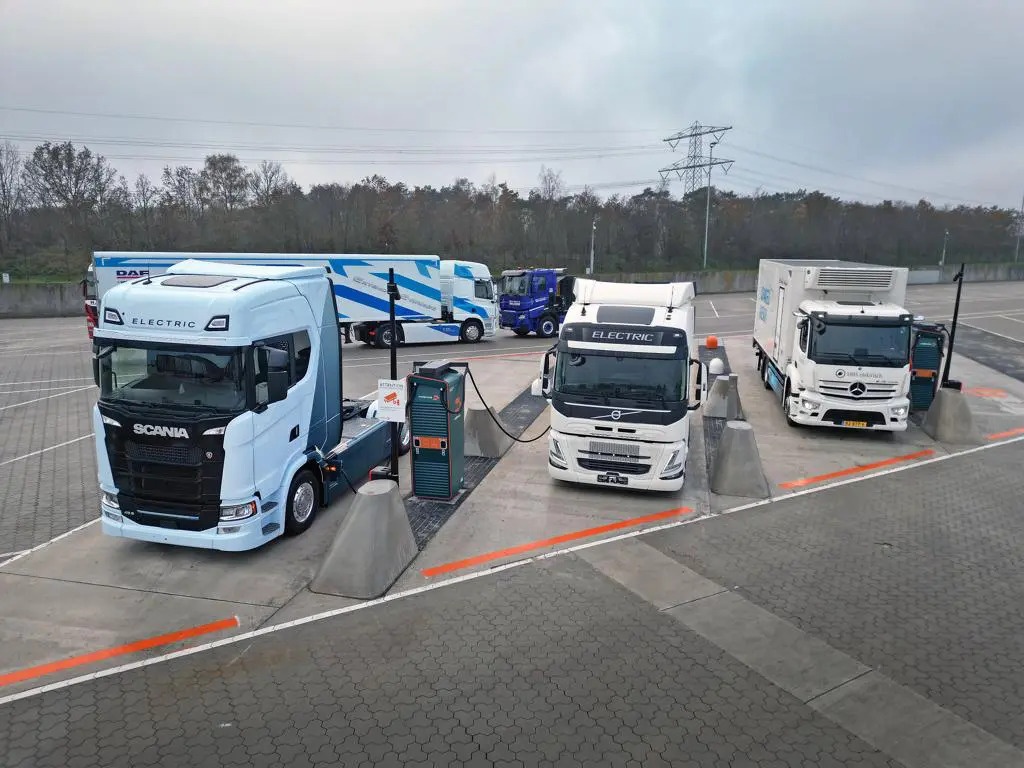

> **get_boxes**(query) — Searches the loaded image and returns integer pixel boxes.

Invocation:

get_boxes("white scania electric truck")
[92,259,401,552]
[752,258,914,431]
[531,279,706,491]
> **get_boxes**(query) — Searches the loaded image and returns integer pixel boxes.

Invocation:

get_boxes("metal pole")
[588,216,596,275]
[939,229,948,267]
[387,267,400,480]
[703,141,716,270]
[1015,192,1023,263]
[941,263,965,387]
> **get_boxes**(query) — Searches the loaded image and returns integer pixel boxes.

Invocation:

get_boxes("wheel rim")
[541,320,554,335]
[401,422,411,447]
[466,323,481,341]
[292,481,315,523]
[381,329,393,346]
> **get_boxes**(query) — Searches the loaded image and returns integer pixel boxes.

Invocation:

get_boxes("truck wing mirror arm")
[687,358,706,411]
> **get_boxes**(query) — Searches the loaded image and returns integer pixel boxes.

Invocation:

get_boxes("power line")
[658,122,734,194]
[0,104,669,136]
[0,130,664,156]
[727,142,999,207]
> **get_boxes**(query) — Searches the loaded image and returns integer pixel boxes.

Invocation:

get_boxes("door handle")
[289,425,300,441]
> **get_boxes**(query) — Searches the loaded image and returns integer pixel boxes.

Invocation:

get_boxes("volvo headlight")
[549,437,568,468]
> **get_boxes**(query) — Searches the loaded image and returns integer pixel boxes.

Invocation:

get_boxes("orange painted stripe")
[0,616,240,688]
[421,507,693,578]
[779,449,935,490]
[987,426,1024,440]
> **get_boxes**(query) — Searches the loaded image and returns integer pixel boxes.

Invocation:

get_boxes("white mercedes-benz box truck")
[752,258,914,431]
[530,279,706,491]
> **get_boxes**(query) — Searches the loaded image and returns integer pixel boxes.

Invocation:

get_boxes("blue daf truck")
[497,267,576,338]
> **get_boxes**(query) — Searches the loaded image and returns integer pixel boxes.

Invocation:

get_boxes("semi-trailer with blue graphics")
[92,251,498,347]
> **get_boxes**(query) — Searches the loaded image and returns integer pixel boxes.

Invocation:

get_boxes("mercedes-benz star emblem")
[848,382,866,397]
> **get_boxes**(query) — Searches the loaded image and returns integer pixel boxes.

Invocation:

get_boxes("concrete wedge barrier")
[465,405,515,459]
[310,479,418,600]
[920,386,984,445]
[710,420,770,499]
[705,374,744,420]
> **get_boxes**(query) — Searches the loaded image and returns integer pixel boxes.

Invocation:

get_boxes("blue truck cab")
[498,267,576,338]
[92,259,396,552]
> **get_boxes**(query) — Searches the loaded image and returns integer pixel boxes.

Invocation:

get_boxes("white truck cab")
[92,260,395,552]
[532,279,706,492]
[753,259,915,431]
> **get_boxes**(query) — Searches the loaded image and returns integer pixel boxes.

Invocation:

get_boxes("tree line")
[0,140,1019,281]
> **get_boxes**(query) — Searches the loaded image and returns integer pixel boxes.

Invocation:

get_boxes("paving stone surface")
[0,556,904,767]
[646,440,1024,752]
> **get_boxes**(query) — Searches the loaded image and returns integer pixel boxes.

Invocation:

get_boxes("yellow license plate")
[842,420,868,427]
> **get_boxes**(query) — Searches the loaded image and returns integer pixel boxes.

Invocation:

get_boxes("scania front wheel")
[284,469,320,536]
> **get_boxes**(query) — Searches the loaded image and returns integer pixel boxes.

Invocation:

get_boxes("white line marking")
[0,434,93,468]
[0,550,27,560]
[0,519,100,571]
[999,315,1024,325]
[360,390,378,400]
[0,385,90,395]
[0,377,93,387]
[959,322,1024,345]
[708,300,720,318]
[1,432,1022,707]
[0,386,94,412]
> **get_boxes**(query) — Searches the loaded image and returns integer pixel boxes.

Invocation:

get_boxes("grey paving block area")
[0,556,903,768]
[645,440,1024,751]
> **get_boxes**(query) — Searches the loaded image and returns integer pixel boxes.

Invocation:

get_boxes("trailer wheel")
[537,314,558,338]
[284,468,320,536]
[460,319,484,343]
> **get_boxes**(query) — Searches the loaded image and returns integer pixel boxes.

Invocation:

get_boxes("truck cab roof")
[95,260,334,346]
[800,298,913,320]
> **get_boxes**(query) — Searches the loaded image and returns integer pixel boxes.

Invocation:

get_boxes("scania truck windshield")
[97,343,246,411]
[554,350,689,403]
[808,320,911,368]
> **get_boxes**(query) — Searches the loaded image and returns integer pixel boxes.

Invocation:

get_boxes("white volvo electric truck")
[531,279,706,491]
[752,258,915,431]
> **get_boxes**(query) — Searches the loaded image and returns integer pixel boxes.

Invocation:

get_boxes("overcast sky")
[1,0,1021,209]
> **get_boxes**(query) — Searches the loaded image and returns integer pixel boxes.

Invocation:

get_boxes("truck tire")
[284,468,320,536]
[513,328,530,337]
[460,319,484,343]
[376,323,400,349]
[537,314,558,338]
[398,417,412,455]
[783,381,798,427]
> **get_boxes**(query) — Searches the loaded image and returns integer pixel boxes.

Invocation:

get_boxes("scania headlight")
[101,491,120,509]
[220,501,258,521]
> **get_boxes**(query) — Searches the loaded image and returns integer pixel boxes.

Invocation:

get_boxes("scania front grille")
[125,440,202,465]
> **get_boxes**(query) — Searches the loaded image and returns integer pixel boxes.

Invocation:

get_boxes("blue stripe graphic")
[431,324,462,337]
[370,272,441,302]
[453,264,475,280]
[333,284,430,319]
[453,297,490,319]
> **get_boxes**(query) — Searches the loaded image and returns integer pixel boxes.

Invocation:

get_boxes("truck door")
[772,286,786,360]
[251,331,315,510]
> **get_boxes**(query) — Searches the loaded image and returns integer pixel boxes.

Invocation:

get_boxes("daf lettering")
[116,269,149,281]
[133,424,189,438]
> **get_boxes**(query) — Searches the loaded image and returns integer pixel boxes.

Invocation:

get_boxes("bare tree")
[249,160,291,207]
[134,174,158,247]
[0,141,24,255]
[201,154,250,210]
[21,141,117,209]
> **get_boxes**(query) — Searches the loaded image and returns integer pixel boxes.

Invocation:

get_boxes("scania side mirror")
[257,346,290,405]
[93,345,113,388]
[687,358,706,411]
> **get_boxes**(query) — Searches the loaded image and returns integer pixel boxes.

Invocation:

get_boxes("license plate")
[842,420,868,427]
[597,473,628,486]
